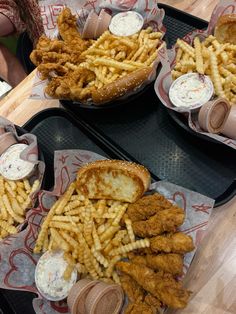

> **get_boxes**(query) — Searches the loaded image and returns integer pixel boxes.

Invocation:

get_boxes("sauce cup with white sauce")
[35,250,77,301]
[169,73,214,111]
[109,11,144,37]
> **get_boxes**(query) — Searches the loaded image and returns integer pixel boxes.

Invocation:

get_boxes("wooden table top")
[0,1,235,314]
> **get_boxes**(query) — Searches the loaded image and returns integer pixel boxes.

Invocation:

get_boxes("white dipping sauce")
[169,73,214,109]
[109,11,144,36]
[0,143,35,180]
[35,251,77,301]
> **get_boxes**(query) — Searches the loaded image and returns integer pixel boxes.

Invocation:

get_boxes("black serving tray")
[61,4,236,207]
[1,107,158,314]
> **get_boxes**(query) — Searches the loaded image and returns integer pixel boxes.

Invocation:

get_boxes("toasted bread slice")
[76,160,151,203]
[214,14,236,44]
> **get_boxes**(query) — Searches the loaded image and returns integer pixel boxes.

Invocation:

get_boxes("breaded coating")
[130,253,184,276]
[127,193,173,222]
[125,300,156,314]
[133,206,185,237]
[120,273,145,302]
[144,293,161,310]
[57,7,88,52]
[150,232,195,254]
[116,261,190,309]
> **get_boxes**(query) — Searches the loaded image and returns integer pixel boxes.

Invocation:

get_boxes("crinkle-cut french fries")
[0,176,40,239]
[172,36,236,104]
[34,181,150,282]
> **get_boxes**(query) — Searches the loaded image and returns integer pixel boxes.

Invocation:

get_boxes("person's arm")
[0,13,14,36]
[0,0,25,36]
[0,1,27,86]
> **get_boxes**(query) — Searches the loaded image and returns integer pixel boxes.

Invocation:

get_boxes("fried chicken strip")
[125,299,156,314]
[120,268,161,313]
[133,206,185,237]
[45,68,95,100]
[127,193,173,222]
[37,63,68,80]
[57,8,88,51]
[144,294,162,311]
[120,273,145,302]
[130,253,184,276]
[116,261,190,309]
[150,232,195,254]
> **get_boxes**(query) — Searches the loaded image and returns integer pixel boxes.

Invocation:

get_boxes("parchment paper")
[0,149,214,314]
[154,0,236,149]
[30,0,165,104]
[0,117,45,230]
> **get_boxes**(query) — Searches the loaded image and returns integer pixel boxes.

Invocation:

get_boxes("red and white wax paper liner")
[0,149,214,314]
[0,116,45,231]
[154,0,236,150]
[30,0,165,104]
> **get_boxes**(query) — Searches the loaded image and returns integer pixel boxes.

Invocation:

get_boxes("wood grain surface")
[159,0,219,21]
[0,2,235,314]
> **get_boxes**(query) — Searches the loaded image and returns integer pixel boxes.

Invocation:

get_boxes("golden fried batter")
[45,68,95,101]
[37,63,68,80]
[130,253,184,276]
[133,206,185,237]
[125,300,156,314]
[150,232,195,254]
[144,294,161,310]
[120,273,145,302]
[116,261,190,309]
[57,8,88,52]
[127,193,173,222]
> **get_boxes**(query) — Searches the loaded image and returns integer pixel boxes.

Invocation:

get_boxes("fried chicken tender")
[150,232,195,254]
[45,68,95,101]
[30,35,85,69]
[36,35,69,53]
[120,274,145,302]
[37,63,68,80]
[121,265,161,313]
[57,8,88,52]
[127,193,173,222]
[30,50,44,66]
[116,261,190,309]
[144,294,161,310]
[130,253,183,276]
[133,206,185,237]
[45,77,71,99]
[125,299,156,314]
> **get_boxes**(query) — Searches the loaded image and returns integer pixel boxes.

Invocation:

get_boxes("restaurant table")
[0,1,235,313]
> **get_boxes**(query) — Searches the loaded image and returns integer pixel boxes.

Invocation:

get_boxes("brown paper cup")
[222,105,236,139]
[0,126,6,135]
[0,132,17,155]
[198,98,231,134]
[67,279,99,314]
[85,282,124,314]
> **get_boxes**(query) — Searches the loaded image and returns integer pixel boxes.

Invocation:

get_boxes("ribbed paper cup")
[85,282,124,314]
[67,279,99,314]
[0,132,17,155]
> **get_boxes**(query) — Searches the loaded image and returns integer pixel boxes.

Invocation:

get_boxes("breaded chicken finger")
[133,206,185,237]
[116,261,190,309]
[150,232,195,254]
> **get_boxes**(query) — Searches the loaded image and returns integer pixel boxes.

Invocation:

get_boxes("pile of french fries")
[0,176,40,239]
[172,35,236,104]
[75,28,163,89]
[34,182,150,283]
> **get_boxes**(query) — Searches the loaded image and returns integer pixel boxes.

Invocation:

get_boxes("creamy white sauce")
[35,251,77,300]
[109,11,144,36]
[169,73,214,109]
[0,143,35,180]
